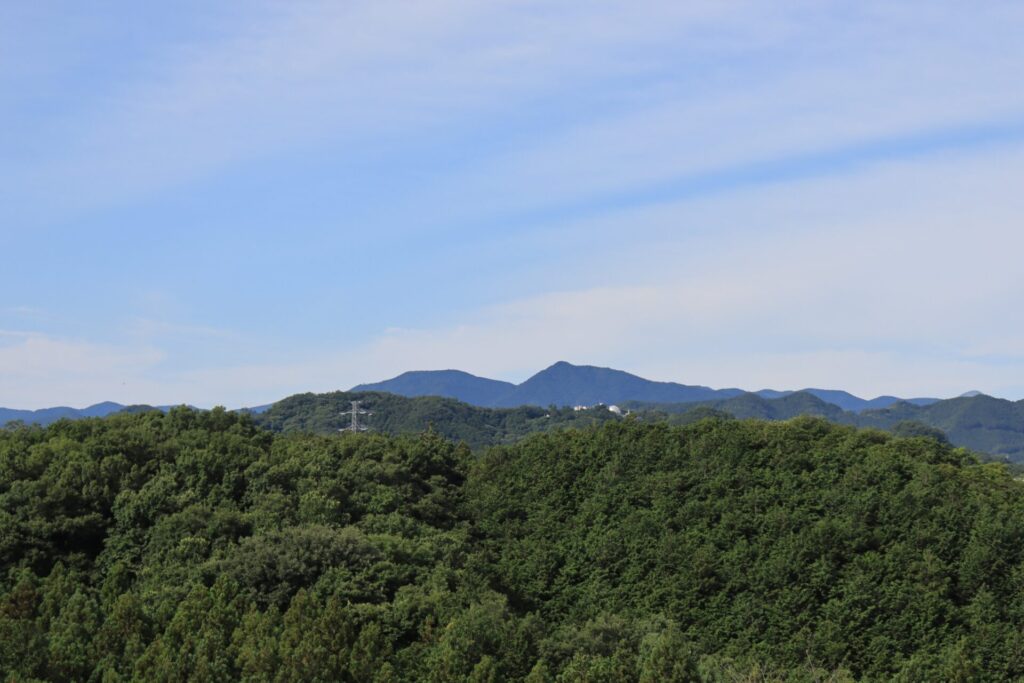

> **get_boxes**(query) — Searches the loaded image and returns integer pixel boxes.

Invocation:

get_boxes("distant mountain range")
[353,362,746,407]
[0,402,206,427]
[7,361,1020,459]
[352,361,941,412]
[0,361,950,427]
[0,402,126,427]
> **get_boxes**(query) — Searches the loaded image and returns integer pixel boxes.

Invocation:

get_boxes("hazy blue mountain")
[352,369,516,407]
[754,388,939,412]
[352,361,945,412]
[801,389,940,412]
[754,389,792,400]
[802,389,884,412]
[718,391,850,421]
[80,401,125,417]
[0,402,207,427]
[629,391,849,422]
[236,403,274,414]
[117,404,199,415]
[0,401,125,427]
[490,361,745,408]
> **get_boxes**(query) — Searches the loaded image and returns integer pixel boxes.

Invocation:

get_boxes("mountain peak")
[351,369,515,407]
[541,360,583,372]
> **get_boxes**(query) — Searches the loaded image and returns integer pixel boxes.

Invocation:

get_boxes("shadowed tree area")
[2,408,1023,680]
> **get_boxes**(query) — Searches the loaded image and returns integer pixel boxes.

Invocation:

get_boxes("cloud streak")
[0,331,165,408]
[12,1,1022,224]
[5,1,767,217]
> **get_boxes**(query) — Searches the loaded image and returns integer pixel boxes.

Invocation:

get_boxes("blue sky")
[3,1,1024,408]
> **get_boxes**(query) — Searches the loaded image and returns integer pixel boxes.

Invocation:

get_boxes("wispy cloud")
[125,318,234,341]
[416,2,1024,231]
[0,331,165,408]
[13,1,1022,224]
[4,1,763,217]
[3,306,45,317]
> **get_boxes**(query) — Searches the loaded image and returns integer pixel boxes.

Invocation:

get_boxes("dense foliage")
[3,409,1024,680]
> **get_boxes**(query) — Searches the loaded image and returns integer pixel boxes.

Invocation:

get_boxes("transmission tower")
[339,400,372,432]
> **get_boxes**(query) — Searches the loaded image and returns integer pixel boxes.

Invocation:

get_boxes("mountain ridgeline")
[4,361,1020,458]
[351,362,746,408]
[351,361,940,412]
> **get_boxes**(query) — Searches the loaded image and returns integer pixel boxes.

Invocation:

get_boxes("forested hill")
[3,409,1024,680]
[634,392,1024,461]
[257,389,1024,461]
[856,395,1024,460]
[252,390,621,449]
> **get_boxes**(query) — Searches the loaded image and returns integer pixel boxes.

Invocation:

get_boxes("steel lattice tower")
[339,400,372,432]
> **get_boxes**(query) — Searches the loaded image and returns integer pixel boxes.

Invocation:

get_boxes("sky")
[3,0,1024,409]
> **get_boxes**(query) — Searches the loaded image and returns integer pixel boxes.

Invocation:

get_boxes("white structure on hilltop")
[573,403,627,415]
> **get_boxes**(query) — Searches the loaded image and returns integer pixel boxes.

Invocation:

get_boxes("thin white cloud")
[7,0,767,215]
[13,0,1022,225]
[423,2,1024,223]
[125,318,234,341]
[0,331,165,408]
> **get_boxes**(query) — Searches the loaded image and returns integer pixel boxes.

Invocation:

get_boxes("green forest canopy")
[2,408,1024,680]
[255,389,1024,462]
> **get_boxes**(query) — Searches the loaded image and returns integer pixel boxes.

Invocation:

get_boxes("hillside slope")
[253,390,621,448]
[859,395,1024,459]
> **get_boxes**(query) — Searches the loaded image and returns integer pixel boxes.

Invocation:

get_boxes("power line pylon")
[339,400,372,432]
